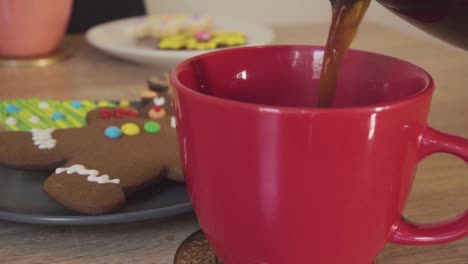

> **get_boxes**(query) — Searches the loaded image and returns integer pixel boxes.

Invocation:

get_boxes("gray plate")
[0,166,192,225]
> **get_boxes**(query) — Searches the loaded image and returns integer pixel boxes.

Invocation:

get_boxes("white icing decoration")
[55,164,120,184]
[31,128,56,150]
[5,117,18,126]
[38,101,49,109]
[171,116,176,128]
[153,96,166,106]
[29,116,40,124]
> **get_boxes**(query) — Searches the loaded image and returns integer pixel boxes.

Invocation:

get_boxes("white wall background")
[144,0,417,32]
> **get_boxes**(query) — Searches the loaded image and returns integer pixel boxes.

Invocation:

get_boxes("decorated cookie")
[158,31,247,50]
[0,99,122,131]
[0,89,181,215]
[126,14,213,40]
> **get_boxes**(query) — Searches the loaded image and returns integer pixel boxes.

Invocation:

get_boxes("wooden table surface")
[0,23,467,264]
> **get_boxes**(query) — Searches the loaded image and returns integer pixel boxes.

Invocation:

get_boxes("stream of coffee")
[318,0,372,107]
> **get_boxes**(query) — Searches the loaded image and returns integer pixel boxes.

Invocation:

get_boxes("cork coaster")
[175,230,381,264]
[174,230,221,264]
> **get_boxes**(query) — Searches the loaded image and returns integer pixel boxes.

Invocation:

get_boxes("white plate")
[86,15,275,70]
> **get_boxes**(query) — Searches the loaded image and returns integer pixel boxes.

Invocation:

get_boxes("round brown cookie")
[147,74,170,93]
[0,92,182,214]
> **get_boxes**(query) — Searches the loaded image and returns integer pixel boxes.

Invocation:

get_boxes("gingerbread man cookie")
[0,90,181,215]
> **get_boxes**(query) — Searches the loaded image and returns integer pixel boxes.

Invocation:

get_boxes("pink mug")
[170,46,468,264]
[0,0,72,58]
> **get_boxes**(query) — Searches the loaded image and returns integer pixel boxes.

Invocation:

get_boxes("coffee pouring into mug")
[169,1,467,263]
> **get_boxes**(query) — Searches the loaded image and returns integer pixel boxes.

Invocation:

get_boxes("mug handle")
[390,127,468,245]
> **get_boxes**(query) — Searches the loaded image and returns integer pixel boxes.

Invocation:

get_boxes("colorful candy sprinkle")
[195,31,212,42]
[148,107,167,120]
[105,126,122,139]
[114,108,139,118]
[38,101,49,109]
[141,91,158,106]
[144,121,161,134]
[51,112,66,121]
[99,109,112,119]
[5,104,20,114]
[98,101,110,107]
[71,100,83,109]
[120,99,131,108]
[142,90,158,98]
[29,116,41,124]
[121,123,140,136]
[171,116,176,128]
[5,117,18,125]
[153,96,166,106]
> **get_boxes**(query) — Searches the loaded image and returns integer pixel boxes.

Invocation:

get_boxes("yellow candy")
[98,101,110,107]
[121,123,140,136]
[120,99,130,108]
[161,15,172,22]
[159,39,186,50]
[175,14,186,21]
[158,31,247,50]
[158,32,192,49]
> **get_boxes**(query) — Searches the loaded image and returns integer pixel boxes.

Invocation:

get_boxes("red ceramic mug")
[170,46,467,264]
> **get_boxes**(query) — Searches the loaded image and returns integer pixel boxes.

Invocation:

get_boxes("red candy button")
[99,109,112,119]
[114,108,139,118]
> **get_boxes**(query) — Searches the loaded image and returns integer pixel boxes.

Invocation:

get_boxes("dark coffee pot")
[377,0,468,50]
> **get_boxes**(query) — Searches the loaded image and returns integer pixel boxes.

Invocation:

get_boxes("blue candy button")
[71,100,83,109]
[105,126,122,139]
[51,112,66,121]
[5,104,20,114]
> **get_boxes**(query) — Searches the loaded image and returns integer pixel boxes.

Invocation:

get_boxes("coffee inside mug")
[175,46,431,108]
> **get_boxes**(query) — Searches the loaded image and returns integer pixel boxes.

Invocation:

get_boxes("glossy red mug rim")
[170,45,434,113]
